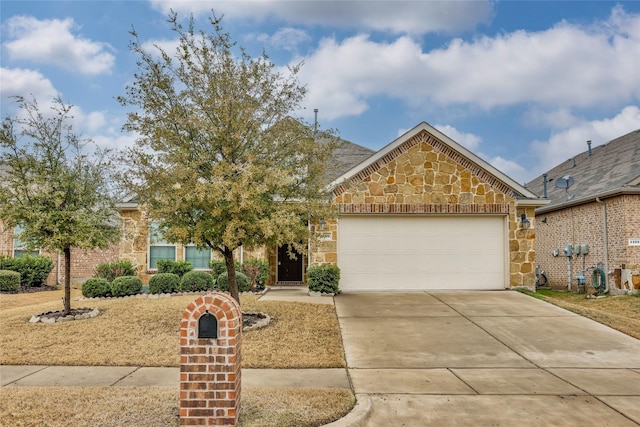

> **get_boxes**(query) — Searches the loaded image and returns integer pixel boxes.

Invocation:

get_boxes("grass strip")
[0,386,355,427]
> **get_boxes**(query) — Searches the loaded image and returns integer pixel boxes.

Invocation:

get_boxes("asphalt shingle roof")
[524,129,640,212]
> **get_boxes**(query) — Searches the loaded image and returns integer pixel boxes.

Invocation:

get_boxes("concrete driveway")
[334,291,640,426]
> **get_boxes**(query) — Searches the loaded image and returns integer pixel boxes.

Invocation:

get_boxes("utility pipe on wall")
[595,197,610,293]
[567,256,572,291]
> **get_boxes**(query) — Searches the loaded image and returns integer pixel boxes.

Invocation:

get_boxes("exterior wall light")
[319,218,326,231]
[520,213,530,231]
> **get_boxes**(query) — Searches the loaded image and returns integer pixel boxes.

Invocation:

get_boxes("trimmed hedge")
[0,255,53,287]
[82,278,111,298]
[110,276,142,297]
[307,265,340,294]
[180,271,214,292]
[0,270,21,292]
[157,260,193,277]
[149,273,180,294]
[216,271,250,292]
[94,260,135,282]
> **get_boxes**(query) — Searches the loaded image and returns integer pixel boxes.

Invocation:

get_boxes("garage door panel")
[337,215,505,291]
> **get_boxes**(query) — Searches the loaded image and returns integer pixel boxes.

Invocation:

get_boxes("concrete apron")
[335,291,640,426]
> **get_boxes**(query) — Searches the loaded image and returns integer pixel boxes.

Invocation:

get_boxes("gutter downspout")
[595,197,610,293]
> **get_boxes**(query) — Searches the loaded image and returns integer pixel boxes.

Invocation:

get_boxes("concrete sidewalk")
[0,365,350,389]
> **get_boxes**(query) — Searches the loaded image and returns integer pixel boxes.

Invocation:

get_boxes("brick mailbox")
[180,293,242,426]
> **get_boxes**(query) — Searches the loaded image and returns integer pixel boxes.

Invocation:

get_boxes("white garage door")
[337,215,506,291]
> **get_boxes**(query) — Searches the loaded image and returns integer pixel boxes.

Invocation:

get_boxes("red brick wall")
[535,194,640,291]
[180,293,242,426]
[0,221,119,286]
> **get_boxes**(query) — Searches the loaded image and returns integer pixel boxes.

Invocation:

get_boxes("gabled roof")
[525,129,640,213]
[326,136,375,180]
[330,121,544,205]
[118,134,375,208]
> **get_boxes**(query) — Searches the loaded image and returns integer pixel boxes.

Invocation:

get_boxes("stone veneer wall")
[535,195,640,292]
[312,130,538,289]
[119,208,267,285]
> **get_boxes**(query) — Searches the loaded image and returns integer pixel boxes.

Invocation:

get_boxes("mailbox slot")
[198,310,218,339]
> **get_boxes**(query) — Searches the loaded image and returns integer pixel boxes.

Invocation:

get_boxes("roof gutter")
[535,187,640,214]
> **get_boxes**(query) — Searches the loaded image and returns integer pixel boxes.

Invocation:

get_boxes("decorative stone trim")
[75,288,266,302]
[333,130,517,198]
[338,203,510,214]
[29,307,100,323]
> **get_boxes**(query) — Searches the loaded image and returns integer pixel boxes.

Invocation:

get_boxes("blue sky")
[1,1,639,184]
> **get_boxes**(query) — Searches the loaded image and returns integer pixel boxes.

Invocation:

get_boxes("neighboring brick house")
[118,122,547,290]
[525,129,640,294]
[0,223,118,286]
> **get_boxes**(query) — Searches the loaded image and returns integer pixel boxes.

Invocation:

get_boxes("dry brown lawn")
[0,287,352,426]
[0,288,345,368]
[0,386,355,427]
[523,290,640,339]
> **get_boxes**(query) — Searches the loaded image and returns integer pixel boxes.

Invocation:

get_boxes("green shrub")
[307,265,340,294]
[82,278,111,298]
[216,271,250,292]
[110,276,142,297]
[209,259,240,278]
[241,258,268,290]
[149,273,180,294]
[0,270,21,292]
[157,260,193,277]
[0,255,53,287]
[94,260,135,282]
[180,270,214,292]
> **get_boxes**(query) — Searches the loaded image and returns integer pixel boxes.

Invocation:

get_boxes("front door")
[277,245,303,282]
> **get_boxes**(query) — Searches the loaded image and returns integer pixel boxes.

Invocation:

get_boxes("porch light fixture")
[319,218,326,231]
[520,213,530,231]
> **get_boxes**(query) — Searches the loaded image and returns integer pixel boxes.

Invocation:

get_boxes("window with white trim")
[13,225,39,258]
[149,222,176,269]
[184,245,212,269]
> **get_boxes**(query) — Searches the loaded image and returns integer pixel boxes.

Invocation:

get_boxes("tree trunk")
[223,247,240,304]
[63,246,71,315]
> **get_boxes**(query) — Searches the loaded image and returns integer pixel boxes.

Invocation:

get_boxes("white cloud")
[524,107,582,130]
[486,156,528,185]
[430,123,527,184]
[3,16,115,75]
[149,0,494,35]
[530,105,640,178]
[141,38,181,57]
[296,6,640,119]
[253,27,311,52]
[434,124,482,151]
[0,67,57,100]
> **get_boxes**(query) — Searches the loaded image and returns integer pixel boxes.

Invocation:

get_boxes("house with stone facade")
[525,129,640,294]
[1,122,548,291]
[315,122,546,291]
[118,122,547,291]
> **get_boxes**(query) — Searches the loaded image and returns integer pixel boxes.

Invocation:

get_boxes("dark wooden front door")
[277,245,303,282]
